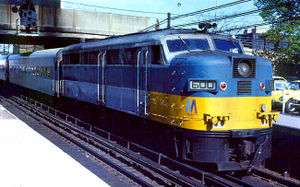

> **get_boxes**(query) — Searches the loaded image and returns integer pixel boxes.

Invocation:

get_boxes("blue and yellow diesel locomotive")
[0,29,278,170]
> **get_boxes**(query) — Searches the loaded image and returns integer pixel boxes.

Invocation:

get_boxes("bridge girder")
[0,4,149,47]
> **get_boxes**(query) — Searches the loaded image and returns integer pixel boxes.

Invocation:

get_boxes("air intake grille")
[233,58,256,78]
[237,81,252,95]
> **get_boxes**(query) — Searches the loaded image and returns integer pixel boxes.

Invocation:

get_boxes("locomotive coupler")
[247,135,269,173]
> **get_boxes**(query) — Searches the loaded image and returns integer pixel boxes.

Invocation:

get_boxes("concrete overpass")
[0,4,149,48]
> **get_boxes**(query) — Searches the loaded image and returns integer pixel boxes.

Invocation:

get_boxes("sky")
[1,0,269,54]
[61,0,268,34]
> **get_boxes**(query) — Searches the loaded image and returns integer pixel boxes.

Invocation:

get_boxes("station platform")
[269,113,300,180]
[0,104,109,187]
[275,113,300,130]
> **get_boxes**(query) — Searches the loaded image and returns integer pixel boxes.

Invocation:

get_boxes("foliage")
[254,0,300,64]
[252,49,288,74]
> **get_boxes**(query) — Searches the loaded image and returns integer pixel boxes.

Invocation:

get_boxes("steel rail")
[252,167,300,187]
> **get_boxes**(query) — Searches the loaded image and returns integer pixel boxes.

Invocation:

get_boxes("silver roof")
[9,48,62,60]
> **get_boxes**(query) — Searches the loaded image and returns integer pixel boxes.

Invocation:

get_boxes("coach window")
[41,67,45,77]
[38,67,42,76]
[151,45,164,65]
[46,67,51,78]
[35,67,39,76]
[43,67,46,77]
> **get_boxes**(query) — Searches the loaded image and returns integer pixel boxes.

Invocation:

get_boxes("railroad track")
[0,95,299,187]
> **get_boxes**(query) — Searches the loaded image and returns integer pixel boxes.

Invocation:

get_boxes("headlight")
[261,104,267,112]
[238,61,252,77]
[279,96,283,101]
[189,80,216,91]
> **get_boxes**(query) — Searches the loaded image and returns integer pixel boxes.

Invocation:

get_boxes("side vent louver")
[237,81,252,95]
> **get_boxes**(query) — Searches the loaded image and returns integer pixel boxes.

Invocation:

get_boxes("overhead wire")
[152,3,280,34]
[171,0,252,20]
[216,22,270,33]
[172,9,261,28]
[60,0,289,35]
[140,0,252,31]
[61,0,174,15]
[216,16,299,33]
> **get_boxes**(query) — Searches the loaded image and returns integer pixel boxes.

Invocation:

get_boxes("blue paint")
[61,51,273,99]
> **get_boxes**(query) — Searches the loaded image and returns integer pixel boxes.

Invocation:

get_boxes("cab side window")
[151,45,164,65]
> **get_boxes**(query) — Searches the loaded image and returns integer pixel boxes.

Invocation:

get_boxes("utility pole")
[155,19,160,30]
[215,0,218,25]
[167,13,171,29]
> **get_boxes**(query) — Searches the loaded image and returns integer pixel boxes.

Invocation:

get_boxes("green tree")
[254,0,300,64]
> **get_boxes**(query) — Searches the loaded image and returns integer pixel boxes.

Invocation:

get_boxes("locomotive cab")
[148,32,277,170]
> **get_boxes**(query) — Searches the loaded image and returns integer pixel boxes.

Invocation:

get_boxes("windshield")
[213,39,243,54]
[275,82,288,91]
[166,39,210,52]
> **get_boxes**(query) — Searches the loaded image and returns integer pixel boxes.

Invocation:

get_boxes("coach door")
[98,51,106,105]
[137,48,149,116]
[5,56,9,82]
[56,50,63,98]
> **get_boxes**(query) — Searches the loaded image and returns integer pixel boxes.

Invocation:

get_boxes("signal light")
[260,83,265,90]
[12,6,18,13]
[220,82,227,91]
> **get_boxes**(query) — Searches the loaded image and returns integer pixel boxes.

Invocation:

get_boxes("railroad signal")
[11,5,18,13]
[11,0,37,34]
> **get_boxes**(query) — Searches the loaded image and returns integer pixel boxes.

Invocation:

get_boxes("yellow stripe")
[149,91,273,131]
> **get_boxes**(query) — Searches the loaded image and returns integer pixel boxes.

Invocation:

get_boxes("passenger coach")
[6,49,61,96]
